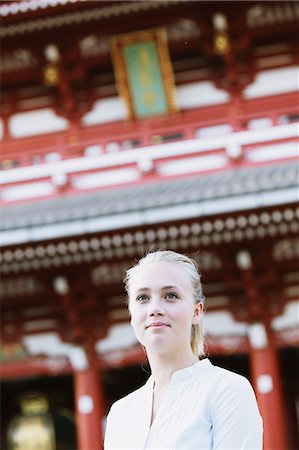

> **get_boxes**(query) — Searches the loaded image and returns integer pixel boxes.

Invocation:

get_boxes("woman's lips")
[147,322,170,328]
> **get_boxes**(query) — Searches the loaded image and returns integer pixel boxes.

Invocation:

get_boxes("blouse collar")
[146,358,212,387]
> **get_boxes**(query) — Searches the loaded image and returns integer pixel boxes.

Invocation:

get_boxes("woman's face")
[128,261,202,355]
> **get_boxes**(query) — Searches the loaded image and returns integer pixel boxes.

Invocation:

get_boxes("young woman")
[104,250,263,449]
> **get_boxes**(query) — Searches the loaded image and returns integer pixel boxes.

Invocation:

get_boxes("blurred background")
[0,1,298,449]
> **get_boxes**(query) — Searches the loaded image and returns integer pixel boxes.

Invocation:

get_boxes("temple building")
[0,1,298,449]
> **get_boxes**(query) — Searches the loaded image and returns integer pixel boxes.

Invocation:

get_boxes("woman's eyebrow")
[161,285,181,291]
[135,287,150,293]
[135,285,180,292]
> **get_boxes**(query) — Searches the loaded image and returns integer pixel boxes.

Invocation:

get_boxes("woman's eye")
[136,294,149,302]
[165,292,178,300]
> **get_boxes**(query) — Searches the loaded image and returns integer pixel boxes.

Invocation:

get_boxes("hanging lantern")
[212,13,230,56]
[43,63,59,86]
[213,31,230,55]
[7,392,56,450]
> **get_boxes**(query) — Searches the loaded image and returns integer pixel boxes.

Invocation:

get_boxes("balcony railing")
[1,92,298,204]
[1,92,297,167]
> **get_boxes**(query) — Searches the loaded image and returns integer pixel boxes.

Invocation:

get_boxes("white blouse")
[104,358,263,450]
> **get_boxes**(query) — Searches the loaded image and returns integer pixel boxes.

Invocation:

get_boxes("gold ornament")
[214,32,230,55]
[43,64,59,86]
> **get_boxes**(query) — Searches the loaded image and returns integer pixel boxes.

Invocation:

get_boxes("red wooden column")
[74,368,104,450]
[2,114,11,141]
[55,278,105,450]
[73,313,105,450]
[236,251,288,450]
[248,321,288,450]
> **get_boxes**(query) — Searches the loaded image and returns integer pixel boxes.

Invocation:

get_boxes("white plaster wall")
[5,66,298,138]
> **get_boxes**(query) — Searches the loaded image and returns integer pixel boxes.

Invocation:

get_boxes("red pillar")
[248,323,288,450]
[2,115,10,141]
[236,251,288,450]
[74,369,104,450]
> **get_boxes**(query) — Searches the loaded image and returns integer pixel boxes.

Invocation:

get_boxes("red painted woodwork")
[249,334,288,450]
[74,369,104,450]
[1,92,297,168]
[239,262,289,450]
[0,356,72,380]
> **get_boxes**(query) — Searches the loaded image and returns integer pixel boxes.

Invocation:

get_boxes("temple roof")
[1,160,297,246]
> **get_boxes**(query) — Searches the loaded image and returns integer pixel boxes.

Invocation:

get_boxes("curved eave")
[1,160,297,246]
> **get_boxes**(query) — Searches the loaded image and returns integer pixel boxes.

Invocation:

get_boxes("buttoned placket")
[143,377,175,449]
[142,359,211,449]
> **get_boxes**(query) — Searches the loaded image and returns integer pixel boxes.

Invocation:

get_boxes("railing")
[1,92,298,204]
[1,92,298,169]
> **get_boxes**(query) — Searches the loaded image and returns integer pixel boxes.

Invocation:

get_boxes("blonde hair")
[124,250,205,357]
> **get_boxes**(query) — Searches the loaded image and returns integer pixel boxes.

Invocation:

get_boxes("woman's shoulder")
[206,362,258,409]
[210,363,253,388]
[108,377,151,416]
[194,359,256,404]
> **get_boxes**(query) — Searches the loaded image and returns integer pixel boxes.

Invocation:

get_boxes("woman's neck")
[147,351,199,389]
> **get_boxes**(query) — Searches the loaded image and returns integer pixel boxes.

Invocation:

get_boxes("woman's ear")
[192,302,203,325]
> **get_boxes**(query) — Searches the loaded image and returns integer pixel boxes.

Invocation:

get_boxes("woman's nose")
[148,298,165,316]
